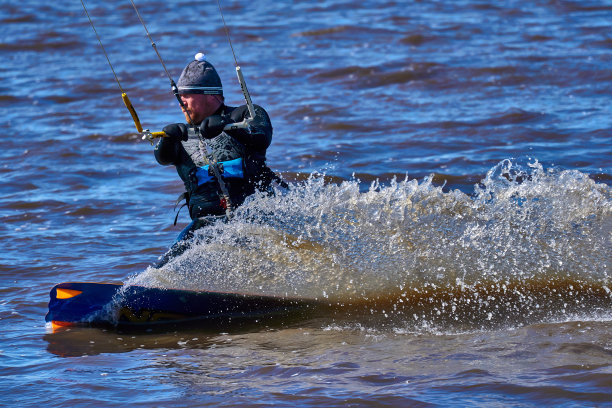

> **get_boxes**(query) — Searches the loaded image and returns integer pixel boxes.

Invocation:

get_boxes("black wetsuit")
[154,103,279,266]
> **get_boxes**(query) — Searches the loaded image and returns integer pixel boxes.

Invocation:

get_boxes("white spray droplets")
[126,159,611,331]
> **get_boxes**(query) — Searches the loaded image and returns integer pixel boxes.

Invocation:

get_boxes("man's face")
[179,94,221,125]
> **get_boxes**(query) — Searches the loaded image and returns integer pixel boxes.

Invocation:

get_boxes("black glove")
[162,123,188,141]
[200,115,233,139]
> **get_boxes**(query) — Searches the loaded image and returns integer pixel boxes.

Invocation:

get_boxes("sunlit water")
[1,0,611,406]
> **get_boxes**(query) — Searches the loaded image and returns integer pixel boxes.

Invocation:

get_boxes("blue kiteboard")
[46,282,324,331]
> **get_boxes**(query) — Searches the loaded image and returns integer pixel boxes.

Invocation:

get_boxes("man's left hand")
[201,115,232,139]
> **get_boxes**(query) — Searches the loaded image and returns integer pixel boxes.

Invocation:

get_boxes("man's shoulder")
[225,104,269,117]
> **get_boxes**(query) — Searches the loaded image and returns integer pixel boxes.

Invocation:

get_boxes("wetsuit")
[153,103,279,266]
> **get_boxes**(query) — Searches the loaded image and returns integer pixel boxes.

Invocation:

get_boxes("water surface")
[1,0,611,406]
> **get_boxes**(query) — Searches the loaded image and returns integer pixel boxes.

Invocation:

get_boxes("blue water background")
[1,0,611,406]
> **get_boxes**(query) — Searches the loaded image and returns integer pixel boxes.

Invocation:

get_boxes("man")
[154,53,280,266]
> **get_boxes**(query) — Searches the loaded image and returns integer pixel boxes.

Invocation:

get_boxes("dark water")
[1,0,611,406]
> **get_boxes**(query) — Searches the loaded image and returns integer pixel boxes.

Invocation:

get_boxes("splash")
[127,158,611,329]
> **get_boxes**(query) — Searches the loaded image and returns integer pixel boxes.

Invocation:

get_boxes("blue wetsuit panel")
[195,158,244,186]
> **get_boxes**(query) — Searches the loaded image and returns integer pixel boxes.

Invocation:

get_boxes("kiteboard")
[46,282,325,331]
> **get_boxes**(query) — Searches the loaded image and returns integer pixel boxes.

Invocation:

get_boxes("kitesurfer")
[154,53,282,267]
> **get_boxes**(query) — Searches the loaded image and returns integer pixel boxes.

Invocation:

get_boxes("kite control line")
[79,0,164,142]
[216,0,256,129]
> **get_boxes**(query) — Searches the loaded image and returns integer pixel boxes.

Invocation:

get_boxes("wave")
[127,158,611,330]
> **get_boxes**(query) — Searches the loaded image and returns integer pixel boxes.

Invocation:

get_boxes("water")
[1,0,611,406]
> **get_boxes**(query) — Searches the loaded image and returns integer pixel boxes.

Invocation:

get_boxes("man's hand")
[162,123,189,141]
[201,115,233,139]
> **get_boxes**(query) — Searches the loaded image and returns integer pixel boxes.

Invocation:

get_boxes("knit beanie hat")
[177,53,223,95]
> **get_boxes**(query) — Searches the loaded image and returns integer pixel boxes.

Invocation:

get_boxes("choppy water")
[1,0,611,406]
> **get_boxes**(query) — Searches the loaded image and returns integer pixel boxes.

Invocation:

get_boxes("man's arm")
[225,104,273,150]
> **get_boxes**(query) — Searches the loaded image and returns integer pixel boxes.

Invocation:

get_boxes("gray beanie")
[177,53,223,95]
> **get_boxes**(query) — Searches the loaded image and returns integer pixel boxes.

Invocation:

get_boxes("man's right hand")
[162,123,188,141]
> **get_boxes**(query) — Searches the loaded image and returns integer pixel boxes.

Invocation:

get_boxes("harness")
[174,127,251,223]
